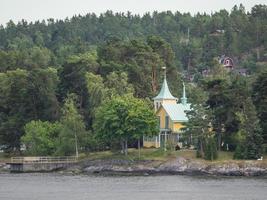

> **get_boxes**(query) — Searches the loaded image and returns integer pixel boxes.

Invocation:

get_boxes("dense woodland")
[0,4,267,159]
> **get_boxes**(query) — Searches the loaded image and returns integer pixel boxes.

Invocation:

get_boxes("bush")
[22,120,62,156]
[233,143,246,159]
[204,137,218,161]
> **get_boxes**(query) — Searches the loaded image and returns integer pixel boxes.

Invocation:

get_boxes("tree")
[57,94,87,157]
[93,94,157,155]
[126,97,158,158]
[234,98,263,159]
[252,69,267,144]
[85,72,107,127]
[27,68,60,121]
[0,69,30,152]
[204,75,231,150]
[0,68,60,152]
[105,71,134,96]
[204,137,218,161]
[22,120,61,156]
[185,102,213,158]
[59,50,99,108]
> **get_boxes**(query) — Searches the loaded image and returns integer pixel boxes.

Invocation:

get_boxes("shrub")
[204,137,218,161]
[233,143,246,159]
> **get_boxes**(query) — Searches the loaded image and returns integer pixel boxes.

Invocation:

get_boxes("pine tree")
[234,98,263,159]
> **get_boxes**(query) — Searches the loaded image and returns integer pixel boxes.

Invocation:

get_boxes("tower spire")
[181,82,187,105]
[153,66,177,101]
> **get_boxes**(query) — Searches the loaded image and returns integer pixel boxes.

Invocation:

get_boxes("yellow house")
[143,73,191,149]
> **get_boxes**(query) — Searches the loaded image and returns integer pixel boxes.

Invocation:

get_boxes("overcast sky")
[1,0,266,25]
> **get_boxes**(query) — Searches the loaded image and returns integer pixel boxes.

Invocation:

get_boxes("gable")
[156,103,190,122]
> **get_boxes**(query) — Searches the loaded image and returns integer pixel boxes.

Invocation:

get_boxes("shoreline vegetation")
[1,149,267,177]
[0,4,267,172]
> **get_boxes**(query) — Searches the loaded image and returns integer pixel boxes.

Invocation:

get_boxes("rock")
[208,163,242,176]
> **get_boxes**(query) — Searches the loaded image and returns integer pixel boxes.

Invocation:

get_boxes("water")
[0,173,267,200]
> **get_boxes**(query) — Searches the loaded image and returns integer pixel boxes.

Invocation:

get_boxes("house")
[219,55,234,70]
[143,72,191,149]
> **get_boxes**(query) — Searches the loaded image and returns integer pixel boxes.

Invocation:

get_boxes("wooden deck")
[7,156,78,172]
[10,156,78,164]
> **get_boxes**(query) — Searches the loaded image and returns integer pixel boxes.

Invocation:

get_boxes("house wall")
[144,106,187,149]
[157,108,185,133]
[157,108,186,132]
[143,141,160,148]
[162,99,177,105]
[173,122,185,132]
[157,108,165,129]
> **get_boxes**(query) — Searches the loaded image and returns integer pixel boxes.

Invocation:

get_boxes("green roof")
[153,77,177,100]
[161,103,191,122]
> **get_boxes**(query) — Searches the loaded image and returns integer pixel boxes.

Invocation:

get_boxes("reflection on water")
[0,173,267,200]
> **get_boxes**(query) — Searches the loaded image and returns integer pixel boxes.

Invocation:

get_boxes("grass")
[80,148,267,166]
[0,152,10,163]
[1,148,267,166]
[81,148,234,162]
[82,148,172,161]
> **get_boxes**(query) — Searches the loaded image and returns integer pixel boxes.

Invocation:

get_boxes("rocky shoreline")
[1,157,267,176]
[69,157,267,177]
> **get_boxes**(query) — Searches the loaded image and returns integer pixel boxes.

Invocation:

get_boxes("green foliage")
[204,137,218,161]
[185,87,211,158]
[0,5,267,155]
[233,98,263,159]
[0,68,59,151]
[233,144,246,159]
[252,69,267,143]
[21,94,92,156]
[105,71,134,97]
[93,94,157,155]
[22,120,61,156]
[85,72,106,126]
[56,94,87,156]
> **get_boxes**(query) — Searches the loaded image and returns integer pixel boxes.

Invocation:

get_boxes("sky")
[1,0,266,25]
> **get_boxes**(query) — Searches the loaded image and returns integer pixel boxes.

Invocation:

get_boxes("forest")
[0,4,266,160]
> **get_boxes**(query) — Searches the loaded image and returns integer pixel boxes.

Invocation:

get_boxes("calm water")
[0,173,267,200]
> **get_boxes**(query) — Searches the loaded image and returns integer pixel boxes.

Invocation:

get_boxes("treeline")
[0,4,266,71]
[0,36,174,154]
[0,4,266,158]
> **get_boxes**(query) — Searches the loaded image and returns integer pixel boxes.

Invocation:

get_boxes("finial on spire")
[153,66,177,101]
[181,81,187,105]
[162,66,166,80]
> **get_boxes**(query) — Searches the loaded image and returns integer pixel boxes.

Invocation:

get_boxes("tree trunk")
[217,127,222,151]
[74,131,79,158]
[121,140,125,154]
[138,138,141,159]
[200,129,205,157]
[125,139,128,156]
[200,139,204,158]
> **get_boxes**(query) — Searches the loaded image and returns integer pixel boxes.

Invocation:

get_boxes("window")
[165,116,169,129]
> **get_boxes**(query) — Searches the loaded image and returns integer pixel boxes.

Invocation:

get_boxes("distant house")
[209,29,225,36]
[143,72,191,149]
[219,55,234,70]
